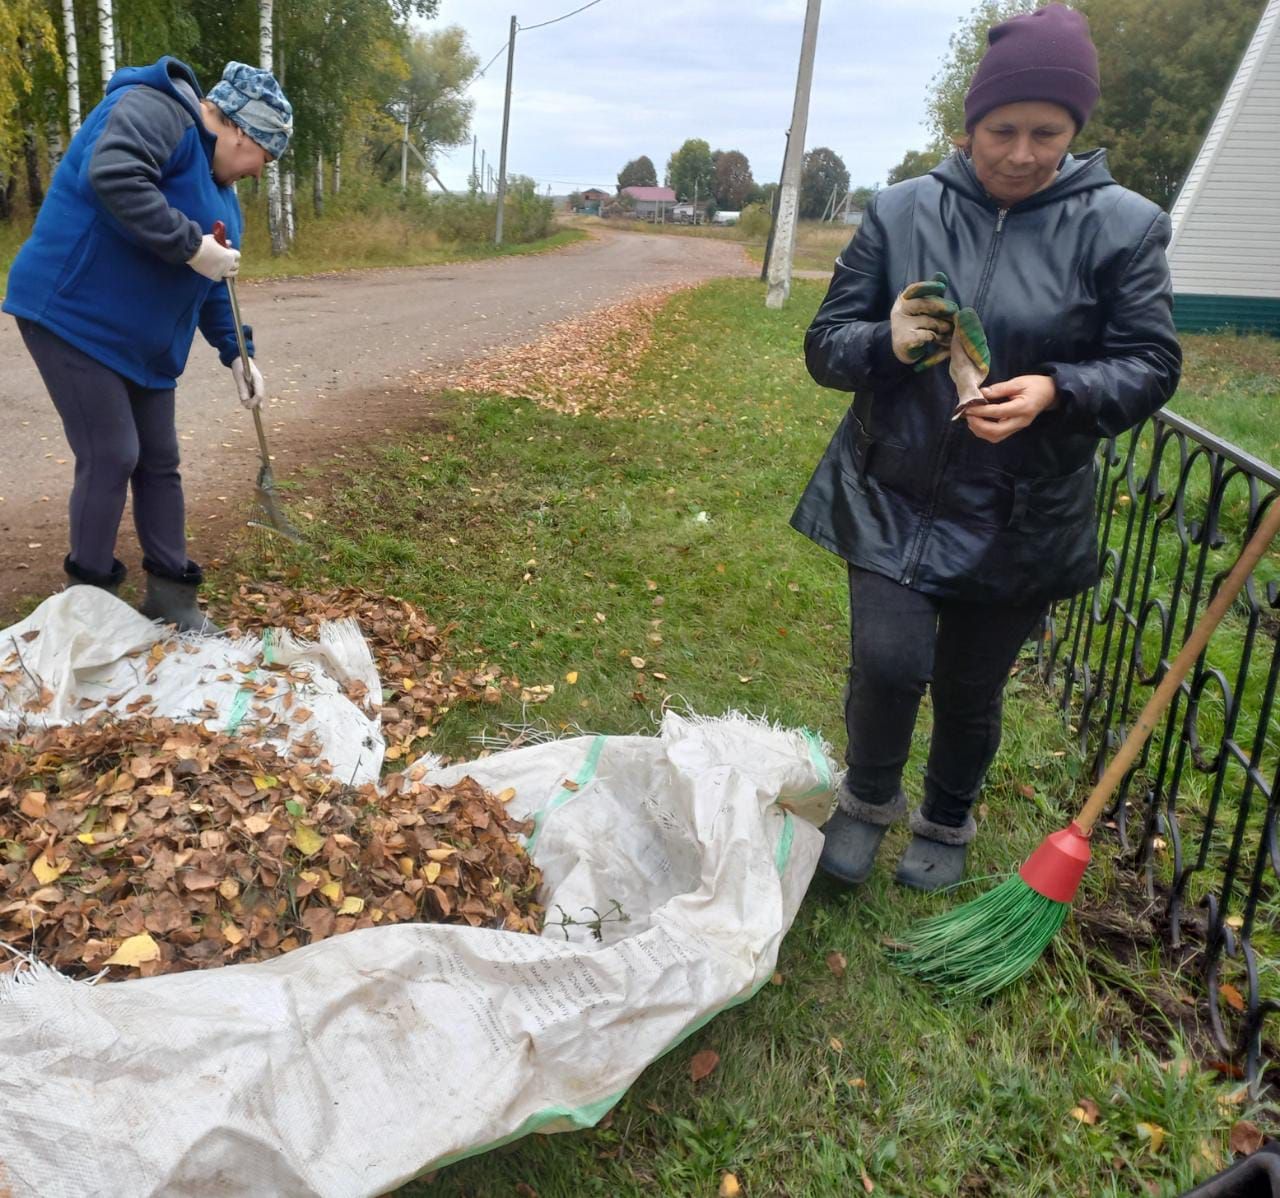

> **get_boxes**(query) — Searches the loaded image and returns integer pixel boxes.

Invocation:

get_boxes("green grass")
[215,279,1267,1197]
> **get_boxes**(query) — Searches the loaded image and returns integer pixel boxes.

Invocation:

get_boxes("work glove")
[948,307,992,421]
[231,357,265,410]
[890,272,958,368]
[187,233,240,281]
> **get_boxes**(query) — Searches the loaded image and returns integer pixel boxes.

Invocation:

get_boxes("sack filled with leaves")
[0,715,542,979]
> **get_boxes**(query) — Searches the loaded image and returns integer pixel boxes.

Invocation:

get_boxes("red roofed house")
[621,185,676,222]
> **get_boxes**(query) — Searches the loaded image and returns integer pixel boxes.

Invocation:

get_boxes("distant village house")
[621,186,677,221]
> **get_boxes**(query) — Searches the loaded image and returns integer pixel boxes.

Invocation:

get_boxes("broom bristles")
[890,875,1070,998]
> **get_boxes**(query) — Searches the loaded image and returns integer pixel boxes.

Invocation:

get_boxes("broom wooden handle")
[1075,497,1280,834]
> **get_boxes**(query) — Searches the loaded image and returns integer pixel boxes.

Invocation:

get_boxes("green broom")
[892,497,1280,998]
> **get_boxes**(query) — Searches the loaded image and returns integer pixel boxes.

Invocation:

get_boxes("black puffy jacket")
[790,149,1182,605]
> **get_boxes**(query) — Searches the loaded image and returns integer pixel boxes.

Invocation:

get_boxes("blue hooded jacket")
[3,57,251,389]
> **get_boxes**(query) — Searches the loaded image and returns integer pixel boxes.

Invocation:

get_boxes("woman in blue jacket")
[3,58,292,632]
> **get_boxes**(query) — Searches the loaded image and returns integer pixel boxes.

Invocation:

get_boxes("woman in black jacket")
[792,3,1181,890]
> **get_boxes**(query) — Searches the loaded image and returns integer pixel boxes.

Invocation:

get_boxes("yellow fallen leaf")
[292,823,325,856]
[427,847,456,861]
[423,862,442,884]
[320,881,343,903]
[299,870,322,885]
[103,933,160,967]
[830,1037,844,1052]
[223,924,245,946]
[565,671,579,685]
[1071,1098,1100,1125]
[399,856,415,878]
[32,856,71,885]
[76,832,96,845]
[219,878,241,901]
[719,1174,742,1198]
[338,896,365,916]
[1225,914,1244,930]
[1136,1122,1166,1153]
[630,656,646,669]
[253,775,278,791]
[496,788,517,804]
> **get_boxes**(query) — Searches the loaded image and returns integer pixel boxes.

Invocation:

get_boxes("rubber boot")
[63,555,126,595]
[139,562,220,635]
[894,807,977,892]
[818,786,908,886]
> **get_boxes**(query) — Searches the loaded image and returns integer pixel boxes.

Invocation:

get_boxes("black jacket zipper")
[901,206,1008,587]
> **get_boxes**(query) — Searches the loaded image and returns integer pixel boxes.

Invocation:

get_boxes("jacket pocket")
[53,222,99,297]
[841,414,924,502]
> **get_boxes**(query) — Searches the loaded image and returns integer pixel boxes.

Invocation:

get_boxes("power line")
[473,0,610,82]
[519,0,609,32]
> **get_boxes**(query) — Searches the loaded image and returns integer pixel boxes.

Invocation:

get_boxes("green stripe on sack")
[224,629,276,736]
[526,734,606,855]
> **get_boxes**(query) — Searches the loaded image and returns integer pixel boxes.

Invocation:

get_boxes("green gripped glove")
[890,271,958,368]
[948,306,992,420]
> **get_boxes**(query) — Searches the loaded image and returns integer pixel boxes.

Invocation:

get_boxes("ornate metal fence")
[1040,408,1280,1091]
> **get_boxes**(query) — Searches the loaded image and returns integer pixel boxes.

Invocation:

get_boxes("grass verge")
[217,279,1270,1197]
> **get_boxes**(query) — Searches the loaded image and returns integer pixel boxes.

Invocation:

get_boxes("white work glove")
[187,233,240,280]
[948,307,992,421]
[231,357,265,409]
[890,271,958,368]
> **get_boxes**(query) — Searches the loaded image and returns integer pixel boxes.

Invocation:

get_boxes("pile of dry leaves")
[0,715,542,979]
[221,581,506,761]
[420,287,690,418]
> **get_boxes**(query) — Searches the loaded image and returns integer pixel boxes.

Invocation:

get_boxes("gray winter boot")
[818,785,908,886]
[63,555,126,595]
[894,807,977,892]
[140,563,220,635]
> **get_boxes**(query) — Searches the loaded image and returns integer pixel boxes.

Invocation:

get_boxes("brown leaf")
[1230,1120,1264,1157]
[718,1174,742,1198]
[690,1049,720,1083]
[1071,1098,1101,1125]
[826,951,848,979]
[1220,983,1246,1012]
[860,1166,875,1194]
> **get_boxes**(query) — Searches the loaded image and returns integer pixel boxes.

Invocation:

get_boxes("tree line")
[0,0,493,252]
[597,143,866,221]
[886,0,1267,209]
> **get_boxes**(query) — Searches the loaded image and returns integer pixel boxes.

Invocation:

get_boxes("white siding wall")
[1168,0,1280,297]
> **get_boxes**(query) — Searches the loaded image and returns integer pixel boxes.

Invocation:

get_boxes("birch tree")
[259,0,286,253]
[97,0,115,92]
[61,0,80,134]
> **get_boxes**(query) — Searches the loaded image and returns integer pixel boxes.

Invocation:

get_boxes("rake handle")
[211,221,271,470]
[1075,497,1280,834]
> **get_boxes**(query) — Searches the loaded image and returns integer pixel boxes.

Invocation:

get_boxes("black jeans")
[18,317,187,578]
[843,565,1046,827]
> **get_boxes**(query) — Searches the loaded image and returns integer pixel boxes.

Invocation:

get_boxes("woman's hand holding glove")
[187,233,240,280]
[947,306,1058,441]
[231,357,265,410]
[890,272,958,368]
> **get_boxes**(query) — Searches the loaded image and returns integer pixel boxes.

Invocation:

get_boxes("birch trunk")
[332,151,341,196]
[259,0,286,254]
[282,167,295,243]
[61,0,81,135]
[313,152,324,217]
[97,0,115,92]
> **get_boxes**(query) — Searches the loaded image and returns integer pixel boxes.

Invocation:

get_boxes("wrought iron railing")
[1040,408,1280,1092]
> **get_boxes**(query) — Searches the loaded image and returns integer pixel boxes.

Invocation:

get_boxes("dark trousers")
[18,318,187,579]
[844,565,1045,827]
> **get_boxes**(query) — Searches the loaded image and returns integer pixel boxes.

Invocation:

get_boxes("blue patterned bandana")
[206,62,293,160]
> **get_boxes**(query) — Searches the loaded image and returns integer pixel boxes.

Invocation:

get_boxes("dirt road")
[0,230,750,609]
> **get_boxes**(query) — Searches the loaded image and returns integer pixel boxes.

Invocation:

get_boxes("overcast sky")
[421,0,972,195]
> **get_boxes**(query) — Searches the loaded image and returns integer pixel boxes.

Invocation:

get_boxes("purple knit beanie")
[964,3,1100,132]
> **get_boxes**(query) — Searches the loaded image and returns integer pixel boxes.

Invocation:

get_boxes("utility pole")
[693,178,698,226]
[400,105,409,190]
[494,14,517,246]
[480,149,486,195]
[766,0,821,310]
[471,134,478,192]
[759,130,789,283]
